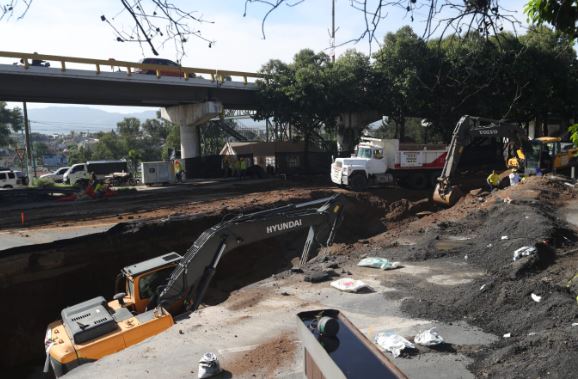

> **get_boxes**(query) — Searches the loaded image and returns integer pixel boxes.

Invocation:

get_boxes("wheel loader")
[44,195,344,376]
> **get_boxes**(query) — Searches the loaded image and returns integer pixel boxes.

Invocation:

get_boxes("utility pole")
[330,0,336,63]
[22,101,36,178]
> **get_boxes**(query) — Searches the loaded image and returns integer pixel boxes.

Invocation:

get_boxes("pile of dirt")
[395,177,578,378]
[226,333,297,378]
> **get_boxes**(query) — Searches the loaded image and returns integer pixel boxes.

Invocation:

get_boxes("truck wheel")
[408,173,428,190]
[349,173,368,191]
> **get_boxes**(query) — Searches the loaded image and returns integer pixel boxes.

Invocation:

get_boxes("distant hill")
[28,106,158,134]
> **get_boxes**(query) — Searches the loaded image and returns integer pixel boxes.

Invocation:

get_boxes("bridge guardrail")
[0,51,263,84]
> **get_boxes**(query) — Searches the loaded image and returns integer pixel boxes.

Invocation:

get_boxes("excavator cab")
[115,252,183,313]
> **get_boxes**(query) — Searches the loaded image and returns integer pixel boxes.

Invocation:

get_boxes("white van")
[63,160,128,186]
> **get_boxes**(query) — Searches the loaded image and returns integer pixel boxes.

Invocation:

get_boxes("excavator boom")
[158,194,344,310]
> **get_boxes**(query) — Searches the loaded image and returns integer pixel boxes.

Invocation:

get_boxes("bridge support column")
[162,102,223,178]
[336,111,380,155]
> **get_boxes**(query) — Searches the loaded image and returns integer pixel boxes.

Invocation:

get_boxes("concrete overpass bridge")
[0,51,376,172]
[0,51,263,169]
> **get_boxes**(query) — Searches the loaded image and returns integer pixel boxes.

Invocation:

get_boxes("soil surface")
[5,175,578,378]
[314,176,578,379]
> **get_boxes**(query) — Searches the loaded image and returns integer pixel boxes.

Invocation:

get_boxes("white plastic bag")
[374,331,415,357]
[198,352,221,379]
[513,246,537,261]
[358,257,402,270]
[414,328,444,346]
[330,278,369,293]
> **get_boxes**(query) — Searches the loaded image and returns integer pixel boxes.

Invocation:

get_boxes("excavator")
[433,115,578,206]
[44,195,344,376]
[433,115,533,206]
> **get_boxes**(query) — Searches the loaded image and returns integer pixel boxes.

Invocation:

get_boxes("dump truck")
[432,115,578,206]
[44,195,344,376]
[331,137,447,191]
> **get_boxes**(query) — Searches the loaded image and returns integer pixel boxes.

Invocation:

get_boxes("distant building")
[220,141,328,174]
[42,154,67,168]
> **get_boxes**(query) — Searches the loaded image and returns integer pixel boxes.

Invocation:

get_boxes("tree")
[525,0,578,39]
[373,27,432,141]
[116,118,141,140]
[256,49,338,168]
[0,102,23,147]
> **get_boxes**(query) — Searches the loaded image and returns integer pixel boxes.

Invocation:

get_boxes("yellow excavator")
[433,116,578,206]
[44,195,344,376]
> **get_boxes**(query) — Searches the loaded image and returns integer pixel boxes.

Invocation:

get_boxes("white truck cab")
[331,137,447,191]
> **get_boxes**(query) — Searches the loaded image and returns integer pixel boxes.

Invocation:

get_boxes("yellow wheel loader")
[44,195,344,376]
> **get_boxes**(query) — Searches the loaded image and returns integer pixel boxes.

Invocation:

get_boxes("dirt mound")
[226,333,297,378]
[398,177,578,378]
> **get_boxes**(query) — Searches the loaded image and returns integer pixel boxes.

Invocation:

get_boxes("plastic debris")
[414,328,444,346]
[503,197,513,204]
[528,332,536,336]
[480,284,487,291]
[198,352,221,379]
[464,255,468,260]
[503,333,511,338]
[374,331,415,357]
[531,293,542,303]
[513,246,537,261]
[501,235,509,240]
[572,323,578,327]
[487,243,493,248]
[330,278,369,293]
[358,257,402,270]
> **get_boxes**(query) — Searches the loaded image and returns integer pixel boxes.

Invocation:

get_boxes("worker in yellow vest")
[240,158,247,180]
[486,170,500,192]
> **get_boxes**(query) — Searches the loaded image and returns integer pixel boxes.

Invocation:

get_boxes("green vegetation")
[0,101,23,147]
[257,26,578,146]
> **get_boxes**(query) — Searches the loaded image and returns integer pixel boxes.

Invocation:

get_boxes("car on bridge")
[137,58,192,78]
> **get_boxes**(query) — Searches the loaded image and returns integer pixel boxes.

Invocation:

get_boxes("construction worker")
[486,170,500,191]
[509,169,521,187]
[174,160,184,183]
[240,158,248,180]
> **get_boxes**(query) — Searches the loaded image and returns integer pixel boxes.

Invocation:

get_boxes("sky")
[2,0,529,118]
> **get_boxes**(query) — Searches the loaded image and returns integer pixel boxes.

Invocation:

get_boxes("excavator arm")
[158,194,344,311]
[433,115,530,206]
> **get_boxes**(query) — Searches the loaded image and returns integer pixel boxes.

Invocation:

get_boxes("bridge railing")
[0,51,263,84]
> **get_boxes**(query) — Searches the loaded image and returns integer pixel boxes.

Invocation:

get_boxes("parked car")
[40,167,69,183]
[137,58,189,77]
[0,170,29,189]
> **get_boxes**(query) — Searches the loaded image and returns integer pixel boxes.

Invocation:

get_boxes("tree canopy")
[256,26,578,146]
[0,102,23,147]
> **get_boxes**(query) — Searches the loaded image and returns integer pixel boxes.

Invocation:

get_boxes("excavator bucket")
[433,183,463,207]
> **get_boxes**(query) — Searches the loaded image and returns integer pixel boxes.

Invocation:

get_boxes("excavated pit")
[0,191,426,376]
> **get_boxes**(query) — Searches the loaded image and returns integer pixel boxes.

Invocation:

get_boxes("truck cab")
[331,139,390,191]
[45,253,182,377]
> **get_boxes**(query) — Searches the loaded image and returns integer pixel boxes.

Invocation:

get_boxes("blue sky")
[2,0,529,116]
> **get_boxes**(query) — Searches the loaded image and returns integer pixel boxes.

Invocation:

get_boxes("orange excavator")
[44,195,344,376]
